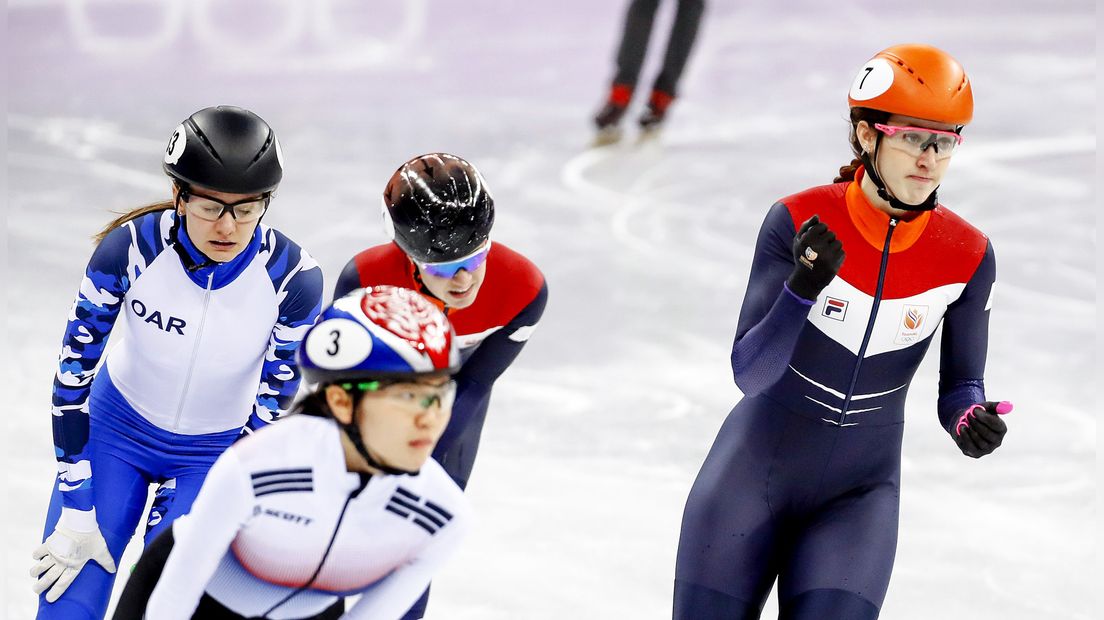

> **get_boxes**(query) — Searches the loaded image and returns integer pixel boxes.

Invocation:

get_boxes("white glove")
[31,508,116,602]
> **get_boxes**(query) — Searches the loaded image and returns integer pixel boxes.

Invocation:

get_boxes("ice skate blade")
[636,125,663,145]
[592,127,624,147]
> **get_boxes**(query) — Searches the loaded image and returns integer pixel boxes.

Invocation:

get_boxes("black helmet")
[383,153,494,263]
[163,106,283,195]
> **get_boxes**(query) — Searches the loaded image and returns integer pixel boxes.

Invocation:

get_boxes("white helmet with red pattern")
[297,285,460,385]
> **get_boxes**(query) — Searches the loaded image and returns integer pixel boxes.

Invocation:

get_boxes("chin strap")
[861,136,939,212]
[169,211,219,272]
[341,419,421,477]
[169,188,268,273]
[408,259,450,313]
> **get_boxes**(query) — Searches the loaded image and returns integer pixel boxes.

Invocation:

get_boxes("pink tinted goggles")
[874,123,963,159]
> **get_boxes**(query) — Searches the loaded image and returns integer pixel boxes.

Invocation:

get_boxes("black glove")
[953,400,1012,458]
[786,215,845,301]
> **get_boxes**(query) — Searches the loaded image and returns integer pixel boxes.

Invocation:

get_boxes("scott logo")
[252,505,313,526]
[822,297,848,321]
[130,299,187,335]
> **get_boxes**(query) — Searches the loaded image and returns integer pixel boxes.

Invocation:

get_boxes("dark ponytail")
[834,157,864,184]
[290,381,374,419]
[834,107,891,183]
[290,389,333,418]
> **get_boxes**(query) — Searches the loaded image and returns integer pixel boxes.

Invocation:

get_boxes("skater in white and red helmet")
[113,286,471,620]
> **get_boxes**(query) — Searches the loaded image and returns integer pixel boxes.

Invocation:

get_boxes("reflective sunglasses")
[874,123,963,160]
[178,186,271,223]
[417,241,492,278]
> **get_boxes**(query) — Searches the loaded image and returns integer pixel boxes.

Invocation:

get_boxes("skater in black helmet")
[334,153,547,619]
[32,106,323,620]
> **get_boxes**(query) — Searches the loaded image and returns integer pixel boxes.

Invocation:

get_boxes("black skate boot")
[638,89,674,137]
[592,84,633,146]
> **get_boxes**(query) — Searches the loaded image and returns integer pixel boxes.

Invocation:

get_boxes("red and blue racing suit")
[675,168,995,619]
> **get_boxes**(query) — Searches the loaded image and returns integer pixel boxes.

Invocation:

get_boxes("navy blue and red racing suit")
[334,241,545,619]
[675,167,995,619]
[334,242,547,490]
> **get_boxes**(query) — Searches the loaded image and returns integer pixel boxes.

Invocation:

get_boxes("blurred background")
[3,0,1097,618]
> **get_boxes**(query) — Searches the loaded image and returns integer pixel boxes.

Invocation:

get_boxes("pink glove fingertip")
[995,401,1013,415]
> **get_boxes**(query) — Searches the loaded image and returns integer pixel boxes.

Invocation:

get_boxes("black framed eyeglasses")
[176,185,272,223]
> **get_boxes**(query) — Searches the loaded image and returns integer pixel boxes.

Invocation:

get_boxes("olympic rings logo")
[60,0,427,64]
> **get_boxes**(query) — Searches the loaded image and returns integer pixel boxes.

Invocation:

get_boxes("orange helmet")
[847,44,973,126]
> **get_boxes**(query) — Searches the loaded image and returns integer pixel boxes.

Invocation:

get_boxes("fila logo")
[385,487,454,535]
[894,305,929,345]
[822,297,848,321]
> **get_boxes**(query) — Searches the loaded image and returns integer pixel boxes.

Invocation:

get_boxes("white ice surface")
[3,1,1097,618]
